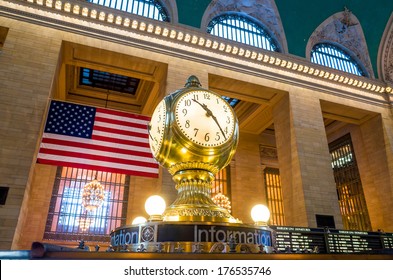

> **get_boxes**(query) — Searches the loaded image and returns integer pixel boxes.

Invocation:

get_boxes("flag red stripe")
[41,137,152,157]
[93,125,148,139]
[37,159,159,178]
[39,148,159,168]
[96,107,151,121]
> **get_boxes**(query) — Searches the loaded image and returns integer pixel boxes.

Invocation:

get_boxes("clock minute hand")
[192,99,227,141]
[211,114,227,141]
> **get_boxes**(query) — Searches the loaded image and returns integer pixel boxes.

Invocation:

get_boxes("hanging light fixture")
[82,172,105,211]
[77,212,93,232]
[212,193,232,213]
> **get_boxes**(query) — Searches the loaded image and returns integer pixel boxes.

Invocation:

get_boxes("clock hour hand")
[192,99,227,141]
[192,98,212,117]
[147,123,155,141]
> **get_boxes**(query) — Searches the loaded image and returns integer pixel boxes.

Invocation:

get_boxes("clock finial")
[185,75,202,88]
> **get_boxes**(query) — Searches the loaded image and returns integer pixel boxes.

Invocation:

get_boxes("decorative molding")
[0,0,391,100]
[306,9,374,78]
[379,13,393,85]
[260,145,277,160]
[160,0,178,24]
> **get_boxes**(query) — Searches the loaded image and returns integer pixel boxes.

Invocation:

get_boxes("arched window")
[207,14,279,52]
[89,0,169,22]
[311,43,366,76]
[44,167,129,242]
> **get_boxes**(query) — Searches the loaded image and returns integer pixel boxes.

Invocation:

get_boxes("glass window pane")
[329,134,371,231]
[264,167,285,226]
[311,43,365,76]
[44,167,129,243]
[89,0,169,22]
[207,14,278,52]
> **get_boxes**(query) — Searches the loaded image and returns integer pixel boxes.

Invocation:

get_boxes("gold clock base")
[162,169,240,223]
[163,205,238,223]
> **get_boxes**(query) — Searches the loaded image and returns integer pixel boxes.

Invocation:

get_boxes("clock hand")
[211,114,227,141]
[192,99,227,140]
[147,123,155,141]
[192,98,212,117]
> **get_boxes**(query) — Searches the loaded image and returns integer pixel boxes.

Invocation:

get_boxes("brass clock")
[174,90,235,147]
[148,75,239,223]
[148,99,166,157]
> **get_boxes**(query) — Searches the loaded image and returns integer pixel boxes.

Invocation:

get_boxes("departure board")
[271,226,392,253]
[382,232,393,249]
[327,230,381,253]
[271,226,327,253]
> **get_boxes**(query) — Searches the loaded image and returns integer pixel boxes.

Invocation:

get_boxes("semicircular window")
[311,43,367,77]
[89,0,169,22]
[207,14,279,52]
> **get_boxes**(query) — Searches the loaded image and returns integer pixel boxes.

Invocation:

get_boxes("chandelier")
[82,175,105,212]
[212,193,231,213]
[77,214,93,232]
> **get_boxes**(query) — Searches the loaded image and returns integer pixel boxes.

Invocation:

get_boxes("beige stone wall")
[15,164,56,250]
[127,170,170,224]
[0,17,61,249]
[231,132,266,223]
[273,92,343,228]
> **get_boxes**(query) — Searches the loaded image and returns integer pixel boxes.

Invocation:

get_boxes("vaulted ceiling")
[50,1,387,136]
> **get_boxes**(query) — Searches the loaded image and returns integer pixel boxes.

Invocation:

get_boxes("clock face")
[175,90,236,147]
[148,99,166,156]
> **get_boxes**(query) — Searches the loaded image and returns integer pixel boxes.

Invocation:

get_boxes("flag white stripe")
[37,154,159,174]
[94,121,149,135]
[96,112,150,126]
[42,133,151,153]
[40,143,155,164]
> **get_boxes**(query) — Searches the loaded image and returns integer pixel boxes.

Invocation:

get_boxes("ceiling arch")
[175,0,393,78]
[200,0,288,53]
[306,10,373,78]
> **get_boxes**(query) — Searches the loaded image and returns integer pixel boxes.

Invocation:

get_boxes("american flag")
[37,100,159,178]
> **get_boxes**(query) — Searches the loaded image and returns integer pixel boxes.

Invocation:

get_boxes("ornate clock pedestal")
[109,76,275,254]
[163,169,239,223]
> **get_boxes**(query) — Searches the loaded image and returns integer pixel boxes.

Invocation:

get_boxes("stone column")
[231,133,266,223]
[273,92,342,228]
[0,20,62,249]
[354,114,393,231]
